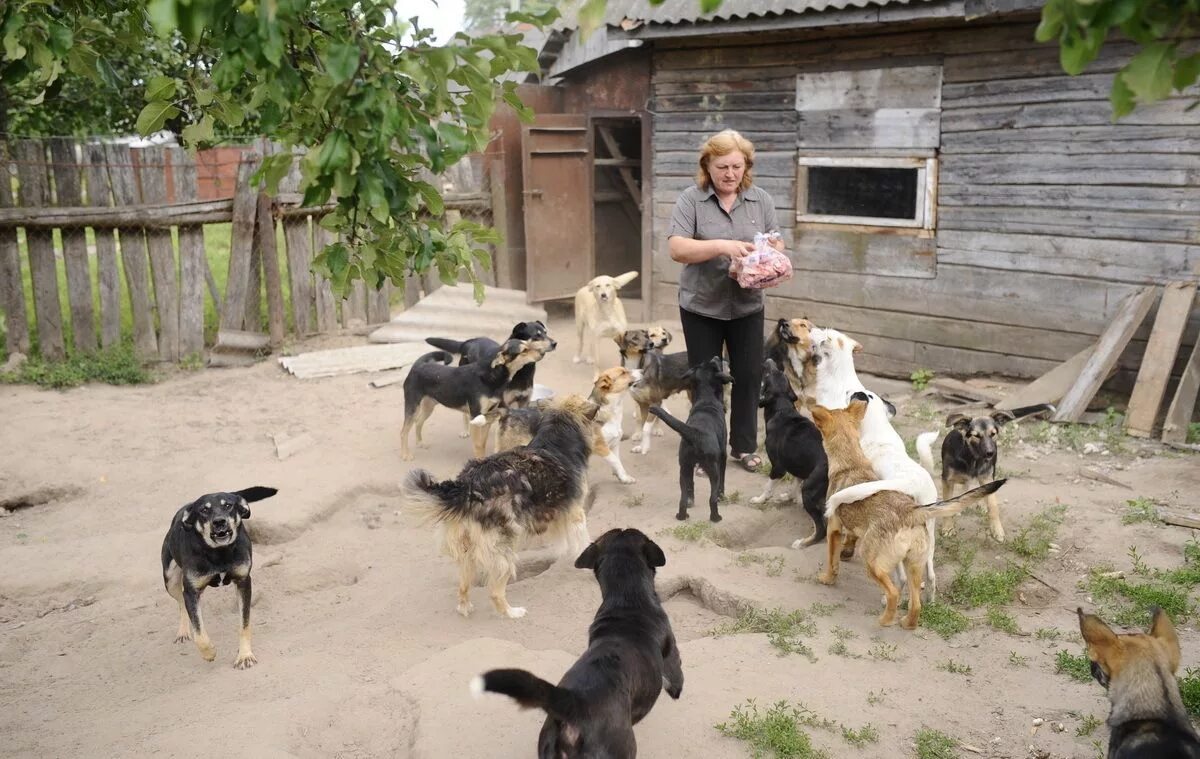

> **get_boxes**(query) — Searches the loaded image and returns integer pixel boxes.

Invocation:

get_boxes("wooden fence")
[0,138,494,364]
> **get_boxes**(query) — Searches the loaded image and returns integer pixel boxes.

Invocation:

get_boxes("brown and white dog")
[575,271,639,366]
[764,317,815,405]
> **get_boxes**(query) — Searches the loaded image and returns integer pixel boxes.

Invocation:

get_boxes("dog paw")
[401,452,415,461]
[817,572,837,586]
[572,356,583,364]
[991,528,1006,543]
[675,512,689,521]
[458,431,470,439]
[878,613,898,627]
[750,495,765,504]
[653,428,664,437]
[174,631,193,644]
[631,431,643,441]
[618,475,636,484]
[900,615,920,631]
[709,513,722,523]
[631,444,647,455]
[197,643,217,662]
[505,606,527,619]
[456,601,474,618]
[234,652,258,670]
[469,415,487,427]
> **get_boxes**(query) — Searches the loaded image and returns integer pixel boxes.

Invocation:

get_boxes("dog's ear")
[662,328,673,346]
[847,398,868,423]
[1149,607,1182,672]
[881,397,897,419]
[990,410,1016,426]
[613,332,628,349]
[1078,607,1119,652]
[235,486,277,504]
[595,373,614,392]
[810,405,833,427]
[946,413,971,431]
[180,505,197,527]
[850,338,863,354]
[641,536,667,569]
[574,528,620,569]
[236,498,251,519]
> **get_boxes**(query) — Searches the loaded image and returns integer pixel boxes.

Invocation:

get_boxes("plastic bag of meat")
[729,232,793,289]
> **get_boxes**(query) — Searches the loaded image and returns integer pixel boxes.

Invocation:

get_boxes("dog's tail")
[425,337,466,355]
[648,405,707,448]
[402,469,470,523]
[915,431,940,475]
[470,669,582,723]
[907,479,1006,526]
[413,350,454,368]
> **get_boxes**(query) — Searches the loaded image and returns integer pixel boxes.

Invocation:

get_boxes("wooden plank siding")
[647,17,1200,391]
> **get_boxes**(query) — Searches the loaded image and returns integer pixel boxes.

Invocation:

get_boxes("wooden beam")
[0,198,234,228]
[107,143,158,359]
[0,142,31,355]
[596,125,643,210]
[995,345,1096,411]
[1125,281,1197,437]
[169,146,206,360]
[1162,337,1200,444]
[15,140,65,361]
[219,157,261,332]
[1053,286,1158,422]
[49,138,96,355]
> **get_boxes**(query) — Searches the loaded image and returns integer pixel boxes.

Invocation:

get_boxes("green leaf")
[135,101,180,135]
[256,152,294,195]
[1173,53,1200,91]
[700,0,724,12]
[415,181,443,215]
[181,114,215,146]
[1122,43,1175,104]
[578,0,607,38]
[1060,39,1098,76]
[1110,72,1136,119]
[47,23,73,57]
[1035,0,1065,43]
[3,25,27,61]
[473,279,485,304]
[144,75,176,102]
[325,42,359,85]
[147,0,178,37]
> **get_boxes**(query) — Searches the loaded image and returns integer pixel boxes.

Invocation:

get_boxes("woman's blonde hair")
[696,129,755,192]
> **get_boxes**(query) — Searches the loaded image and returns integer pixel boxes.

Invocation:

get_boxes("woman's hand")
[723,239,756,259]
[767,235,785,252]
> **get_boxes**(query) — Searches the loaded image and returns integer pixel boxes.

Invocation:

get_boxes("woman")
[666,129,785,473]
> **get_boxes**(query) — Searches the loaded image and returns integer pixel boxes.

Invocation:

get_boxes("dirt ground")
[2,312,1199,759]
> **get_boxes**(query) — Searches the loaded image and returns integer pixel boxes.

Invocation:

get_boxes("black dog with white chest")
[753,359,829,547]
[649,356,733,522]
[425,320,556,408]
[160,486,277,669]
[472,528,683,759]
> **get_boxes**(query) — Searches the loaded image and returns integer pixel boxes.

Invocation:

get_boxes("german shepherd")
[812,399,1005,629]
[471,528,683,758]
[403,395,599,619]
[1079,607,1200,758]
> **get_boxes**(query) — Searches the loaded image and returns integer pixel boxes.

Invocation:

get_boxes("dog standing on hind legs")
[1078,606,1200,758]
[649,356,733,522]
[161,486,277,668]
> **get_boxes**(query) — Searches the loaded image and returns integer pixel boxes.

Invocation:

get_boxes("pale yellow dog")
[574,271,639,366]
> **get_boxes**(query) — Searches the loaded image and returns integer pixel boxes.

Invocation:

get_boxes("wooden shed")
[503,0,1199,398]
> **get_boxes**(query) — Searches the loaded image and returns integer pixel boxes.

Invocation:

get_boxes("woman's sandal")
[733,452,763,473]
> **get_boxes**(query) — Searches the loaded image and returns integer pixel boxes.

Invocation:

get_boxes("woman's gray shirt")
[667,184,780,320]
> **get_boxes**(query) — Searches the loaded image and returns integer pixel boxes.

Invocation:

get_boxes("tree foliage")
[1,0,559,300]
[1037,0,1199,117]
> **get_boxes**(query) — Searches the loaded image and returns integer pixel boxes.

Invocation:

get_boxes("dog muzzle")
[209,521,236,546]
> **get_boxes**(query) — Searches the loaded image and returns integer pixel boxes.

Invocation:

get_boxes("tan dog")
[764,317,816,405]
[575,271,639,366]
[812,400,1005,629]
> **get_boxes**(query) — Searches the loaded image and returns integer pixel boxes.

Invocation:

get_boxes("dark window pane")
[806,166,918,220]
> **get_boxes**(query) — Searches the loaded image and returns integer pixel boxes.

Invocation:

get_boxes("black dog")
[400,340,545,460]
[472,528,683,758]
[649,356,733,522]
[752,359,830,547]
[160,486,277,669]
[426,320,556,408]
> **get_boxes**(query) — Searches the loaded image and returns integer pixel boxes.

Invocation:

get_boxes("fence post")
[15,140,65,361]
[49,138,97,355]
[82,143,123,349]
[0,142,31,355]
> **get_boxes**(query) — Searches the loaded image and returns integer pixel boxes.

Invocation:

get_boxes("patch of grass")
[661,522,714,542]
[712,608,817,660]
[715,700,828,759]
[944,561,1024,609]
[622,493,644,508]
[841,724,879,747]
[1179,667,1200,718]
[737,552,785,577]
[831,625,856,640]
[1085,566,1194,628]
[1008,651,1029,667]
[723,490,743,504]
[1122,497,1163,526]
[937,659,973,676]
[1035,627,1063,641]
[0,342,153,389]
[828,639,855,658]
[868,639,901,662]
[1008,504,1068,560]
[986,607,1021,635]
[910,368,935,391]
[907,402,941,423]
[1187,422,1200,445]
[914,727,959,759]
[921,602,971,639]
[807,602,841,617]
[1055,650,1093,682]
[1075,713,1102,737]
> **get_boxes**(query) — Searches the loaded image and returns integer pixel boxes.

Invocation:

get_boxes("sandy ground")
[2,312,1200,759]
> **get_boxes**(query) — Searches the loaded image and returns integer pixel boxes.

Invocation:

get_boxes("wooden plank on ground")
[220,157,260,331]
[106,143,158,358]
[313,225,338,331]
[1125,280,1198,437]
[168,146,206,359]
[82,143,122,349]
[995,345,1096,411]
[1053,286,1158,422]
[256,192,286,344]
[0,142,30,354]
[928,377,1006,405]
[1160,510,1200,530]
[49,138,96,354]
[137,146,180,360]
[1162,336,1200,443]
[14,140,65,361]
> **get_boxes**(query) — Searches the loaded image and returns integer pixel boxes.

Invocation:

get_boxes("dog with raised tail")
[575,271,639,366]
[470,528,683,759]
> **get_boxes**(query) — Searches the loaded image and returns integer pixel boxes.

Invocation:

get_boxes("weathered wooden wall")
[648,18,1200,388]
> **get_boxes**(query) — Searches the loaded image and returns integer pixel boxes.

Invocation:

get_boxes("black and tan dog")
[918,403,1054,542]
[614,326,672,370]
[400,339,546,461]
[764,317,815,404]
[471,528,683,759]
[404,395,599,619]
[650,356,733,522]
[628,339,693,455]
[1079,607,1200,758]
[160,486,277,668]
[426,320,557,409]
[751,359,829,547]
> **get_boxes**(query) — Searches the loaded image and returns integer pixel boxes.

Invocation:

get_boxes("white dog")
[574,271,638,366]
[806,328,941,600]
[589,366,642,484]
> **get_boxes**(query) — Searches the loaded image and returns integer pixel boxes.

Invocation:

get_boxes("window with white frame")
[796,156,938,230]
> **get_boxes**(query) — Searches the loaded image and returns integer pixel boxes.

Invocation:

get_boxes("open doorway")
[591,115,643,316]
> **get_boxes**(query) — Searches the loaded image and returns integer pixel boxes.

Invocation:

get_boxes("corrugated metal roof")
[552,0,925,31]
